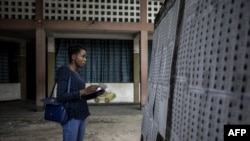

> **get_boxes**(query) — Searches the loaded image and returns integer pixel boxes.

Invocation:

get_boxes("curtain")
[55,39,133,83]
[0,41,19,83]
[0,50,9,83]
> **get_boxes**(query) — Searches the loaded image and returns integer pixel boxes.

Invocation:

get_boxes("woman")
[56,44,103,141]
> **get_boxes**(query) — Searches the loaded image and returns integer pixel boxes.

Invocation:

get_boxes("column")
[19,41,27,100]
[36,28,46,110]
[140,31,148,108]
[133,38,140,103]
[47,37,56,96]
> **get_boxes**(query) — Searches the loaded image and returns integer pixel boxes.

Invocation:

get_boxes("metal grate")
[0,0,35,20]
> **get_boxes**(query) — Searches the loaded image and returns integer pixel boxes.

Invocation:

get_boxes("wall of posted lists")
[141,0,250,141]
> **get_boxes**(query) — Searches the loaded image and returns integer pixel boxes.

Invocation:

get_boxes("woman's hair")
[68,44,86,63]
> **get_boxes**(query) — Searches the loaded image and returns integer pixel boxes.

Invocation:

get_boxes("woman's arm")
[56,66,81,102]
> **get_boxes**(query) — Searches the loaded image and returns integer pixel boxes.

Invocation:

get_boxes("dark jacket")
[56,65,90,120]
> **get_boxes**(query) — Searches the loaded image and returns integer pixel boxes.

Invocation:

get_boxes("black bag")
[41,75,71,124]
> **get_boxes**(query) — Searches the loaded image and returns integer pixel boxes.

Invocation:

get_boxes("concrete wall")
[87,83,134,103]
[0,83,21,101]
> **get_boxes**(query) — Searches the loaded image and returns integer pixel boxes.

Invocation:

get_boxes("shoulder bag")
[40,74,71,124]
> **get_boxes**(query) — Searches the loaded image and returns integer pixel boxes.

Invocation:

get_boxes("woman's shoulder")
[58,65,69,71]
[57,65,70,76]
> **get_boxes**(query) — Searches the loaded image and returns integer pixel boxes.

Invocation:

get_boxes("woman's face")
[74,49,87,68]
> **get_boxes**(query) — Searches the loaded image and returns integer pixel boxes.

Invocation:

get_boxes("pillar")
[140,31,148,108]
[19,41,27,100]
[133,38,140,103]
[36,28,46,110]
[47,37,56,96]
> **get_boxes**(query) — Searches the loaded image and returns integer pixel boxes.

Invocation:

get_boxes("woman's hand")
[80,85,99,96]
[96,89,105,96]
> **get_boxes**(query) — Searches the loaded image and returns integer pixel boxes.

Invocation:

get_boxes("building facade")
[0,0,163,109]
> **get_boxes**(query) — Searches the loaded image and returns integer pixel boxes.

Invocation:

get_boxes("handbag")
[41,74,71,124]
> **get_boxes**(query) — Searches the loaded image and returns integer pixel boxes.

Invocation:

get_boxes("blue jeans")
[62,118,86,141]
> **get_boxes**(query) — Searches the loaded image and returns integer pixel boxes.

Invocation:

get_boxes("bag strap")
[67,73,71,93]
[49,73,71,98]
[49,83,56,98]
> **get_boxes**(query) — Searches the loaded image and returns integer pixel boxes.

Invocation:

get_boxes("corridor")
[0,101,142,141]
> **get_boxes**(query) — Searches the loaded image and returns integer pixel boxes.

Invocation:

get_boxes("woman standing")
[56,44,103,141]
